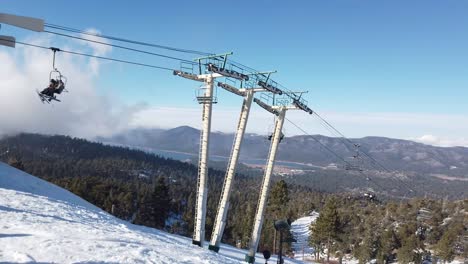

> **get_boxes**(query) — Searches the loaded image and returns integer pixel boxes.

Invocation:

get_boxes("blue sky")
[1,1,468,145]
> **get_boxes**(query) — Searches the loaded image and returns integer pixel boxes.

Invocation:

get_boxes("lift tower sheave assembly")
[208,71,276,253]
[245,86,312,263]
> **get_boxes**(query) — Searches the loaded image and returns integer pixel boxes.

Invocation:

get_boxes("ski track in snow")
[0,163,301,263]
[291,212,319,262]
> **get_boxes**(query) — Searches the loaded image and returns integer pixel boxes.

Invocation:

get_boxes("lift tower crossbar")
[245,93,312,263]
[208,76,272,253]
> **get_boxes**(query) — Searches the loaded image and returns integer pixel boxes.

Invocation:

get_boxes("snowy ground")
[291,212,319,262]
[0,162,301,263]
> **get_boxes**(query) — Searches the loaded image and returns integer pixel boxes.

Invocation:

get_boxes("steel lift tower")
[174,53,249,247]
[208,71,277,252]
[245,81,313,263]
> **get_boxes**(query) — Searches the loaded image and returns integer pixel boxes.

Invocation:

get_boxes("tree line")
[1,133,465,262]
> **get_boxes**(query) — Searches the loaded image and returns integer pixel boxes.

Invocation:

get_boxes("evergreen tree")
[310,197,341,262]
[152,176,171,228]
[397,235,421,264]
[377,228,397,264]
[268,180,290,218]
[435,222,464,263]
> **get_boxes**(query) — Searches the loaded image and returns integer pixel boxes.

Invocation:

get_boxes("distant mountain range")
[96,126,468,199]
[99,126,468,178]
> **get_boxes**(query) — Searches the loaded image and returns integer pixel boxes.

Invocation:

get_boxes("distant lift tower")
[208,71,277,253]
[245,82,313,263]
[174,52,249,247]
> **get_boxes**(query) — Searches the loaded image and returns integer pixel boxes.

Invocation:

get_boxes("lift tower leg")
[193,76,214,247]
[209,90,254,252]
[245,108,286,263]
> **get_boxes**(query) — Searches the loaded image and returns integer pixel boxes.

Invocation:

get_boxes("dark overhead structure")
[257,80,283,95]
[254,98,279,116]
[207,63,249,81]
[217,82,246,96]
[173,70,203,82]
[292,98,314,114]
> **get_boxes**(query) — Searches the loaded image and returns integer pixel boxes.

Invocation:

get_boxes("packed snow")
[0,162,301,263]
[291,212,319,262]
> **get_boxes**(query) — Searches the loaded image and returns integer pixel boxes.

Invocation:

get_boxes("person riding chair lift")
[40,78,65,101]
[38,47,67,102]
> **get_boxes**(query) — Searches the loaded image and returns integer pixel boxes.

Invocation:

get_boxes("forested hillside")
[100,126,468,199]
[0,133,319,251]
[0,133,466,262]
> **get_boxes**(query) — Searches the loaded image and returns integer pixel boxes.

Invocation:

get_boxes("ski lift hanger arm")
[0,35,15,48]
[0,13,44,32]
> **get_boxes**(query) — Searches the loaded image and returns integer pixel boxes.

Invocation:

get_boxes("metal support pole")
[209,90,254,252]
[277,231,283,264]
[245,108,286,263]
[192,76,214,247]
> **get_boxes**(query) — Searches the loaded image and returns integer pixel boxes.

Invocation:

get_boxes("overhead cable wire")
[44,23,212,56]
[44,30,196,64]
[285,117,388,194]
[0,38,175,71]
[47,23,296,98]
[312,111,401,174]
[309,111,414,194]
[285,117,350,166]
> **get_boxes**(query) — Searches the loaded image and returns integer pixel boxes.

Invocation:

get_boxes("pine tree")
[377,228,397,263]
[435,222,464,263]
[397,235,421,264]
[268,180,290,218]
[152,176,171,228]
[310,197,341,262]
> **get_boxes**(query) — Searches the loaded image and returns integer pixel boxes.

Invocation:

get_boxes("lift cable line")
[46,22,302,103]
[46,22,304,107]
[288,114,414,196]
[44,23,212,56]
[310,112,415,195]
[0,37,175,71]
[285,117,349,165]
[284,117,393,196]
[44,30,196,64]
[313,111,394,173]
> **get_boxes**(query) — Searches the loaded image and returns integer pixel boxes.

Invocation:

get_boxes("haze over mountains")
[100,126,468,178]
[96,126,468,199]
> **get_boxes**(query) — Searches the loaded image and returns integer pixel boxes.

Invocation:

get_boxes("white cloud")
[80,28,112,75]
[0,34,146,139]
[412,135,468,147]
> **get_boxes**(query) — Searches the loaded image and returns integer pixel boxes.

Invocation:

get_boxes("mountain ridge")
[99,126,468,178]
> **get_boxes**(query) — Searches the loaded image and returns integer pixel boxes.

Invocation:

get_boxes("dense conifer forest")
[1,133,466,262]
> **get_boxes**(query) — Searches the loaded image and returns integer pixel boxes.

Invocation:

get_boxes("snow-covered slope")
[291,212,319,261]
[0,162,300,263]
